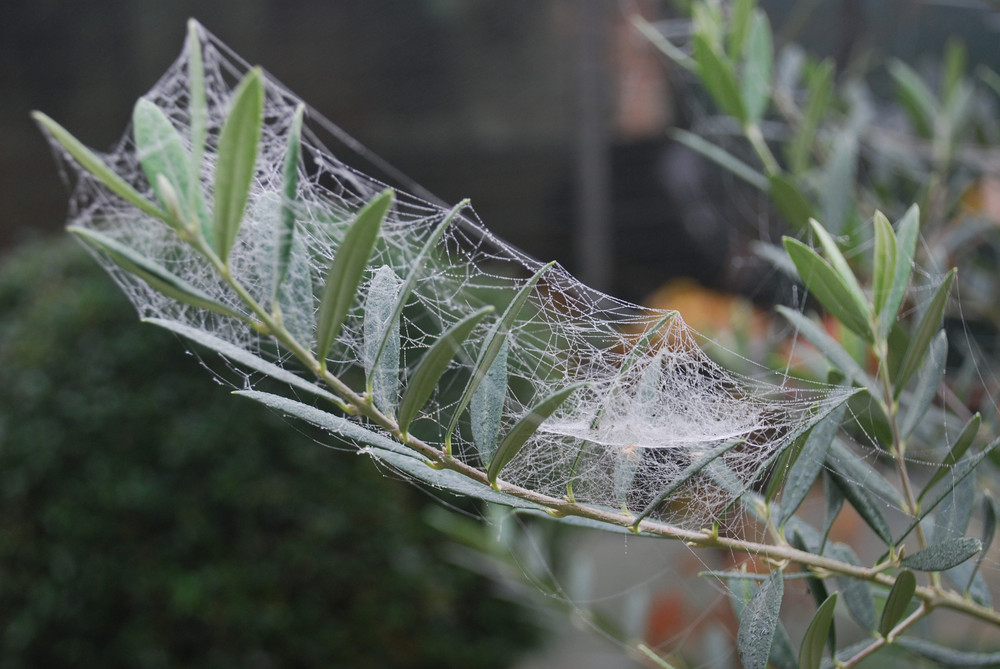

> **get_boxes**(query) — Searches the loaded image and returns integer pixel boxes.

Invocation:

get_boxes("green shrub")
[0,237,537,668]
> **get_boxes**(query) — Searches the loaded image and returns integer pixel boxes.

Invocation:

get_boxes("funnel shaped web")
[45,21,844,532]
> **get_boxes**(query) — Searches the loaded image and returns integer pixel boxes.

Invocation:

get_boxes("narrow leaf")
[630,15,695,72]
[214,67,265,261]
[634,439,744,525]
[727,0,754,57]
[888,59,937,138]
[316,189,394,360]
[736,569,784,669]
[820,471,845,548]
[363,265,402,416]
[764,432,805,504]
[808,219,870,330]
[693,33,747,122]
[447,261,556,446]
[900,537,981,571]
[933,474,974,545]
[899,436,999,545]
[900,330,947,437]
[69,226,242,320]
[133,98,205,232]
[799,593,837,669]
[897,637,1000,668]
[894,269,956,397]
[769,174,815,231]
[819,131,858,235]
[778,402,846,527]
[672,128,768,190]
[828,464,893,544]
[272,103,305,305]
[827,543,876,630]
[144,318,339,404]
[871,211,897,316]
[879,570,916,637]
[398,306,494,435]
[32,111,169,222]
[919,413,980,502]
[969,496,998,594]
[788,59,834,174]
[776,306,875,392]
[881,204,919,334]
[235,389,406,453]
[471,340,508,464]
[186,19,207,182]
[740,10,773,124]
[369,199,468,385]
[784,237,873,341]
[487,382,588,485]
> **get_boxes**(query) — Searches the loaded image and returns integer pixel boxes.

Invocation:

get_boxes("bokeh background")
[4,1,1000,667]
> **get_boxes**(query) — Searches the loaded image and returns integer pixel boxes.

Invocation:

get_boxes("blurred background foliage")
[0,238,538,667]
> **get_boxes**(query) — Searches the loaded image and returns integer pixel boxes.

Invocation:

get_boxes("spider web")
[46,20,847,533]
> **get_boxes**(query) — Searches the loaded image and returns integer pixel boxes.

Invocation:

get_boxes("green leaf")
[765,432,805,504]
[820,471,845,548]
[487,382,588,486]
[398,306,494,436]
[769,174,815,231]
[363,265,402,415]
[880,205,919,334]
[368,446,547,511]
[879,570,916,637]
[799,593,837,669]
[900,330,947,438]
[888,59,937,138]
[316,189,393,361]
[899,436,999,545]
[144,318,340,404]
[727,0,754,57]
[943,39,967,106]
[784,237,873,342]
[897,637,1000,668]
[133,98,206,234]
[32,111,169,222]
[672,128,768,191]
[788,59,834,174]
[630,15,695,72]
[778,402,847,527]
[919,413,980,503]
[775,306,875,393]
[871,211,897,317]
[273,103,304,306]
[740,10,772,125]
[471,340,508,464]
[808,219,869,326]
[368,199,468,389]
[827,543,875,630]
[693,33,747,122]
[893,269,956,397]
[826,441,895,544]
[819,131,858,235]
[633,439,744,525]
[186,19,207,180]
[69,226,243,321]
[933,474,974,545]
[234,389,405,452]
[446,261,556,448]
[213,67,265,262]
[967,496,998,595]
[736,569,784,669]
[900,537,981,571]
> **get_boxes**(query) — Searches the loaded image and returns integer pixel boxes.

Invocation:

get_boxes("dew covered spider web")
[46,21,848,533]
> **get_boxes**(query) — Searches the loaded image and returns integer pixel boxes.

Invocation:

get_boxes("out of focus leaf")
[741,10,772,124]
[889,59,936,138]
